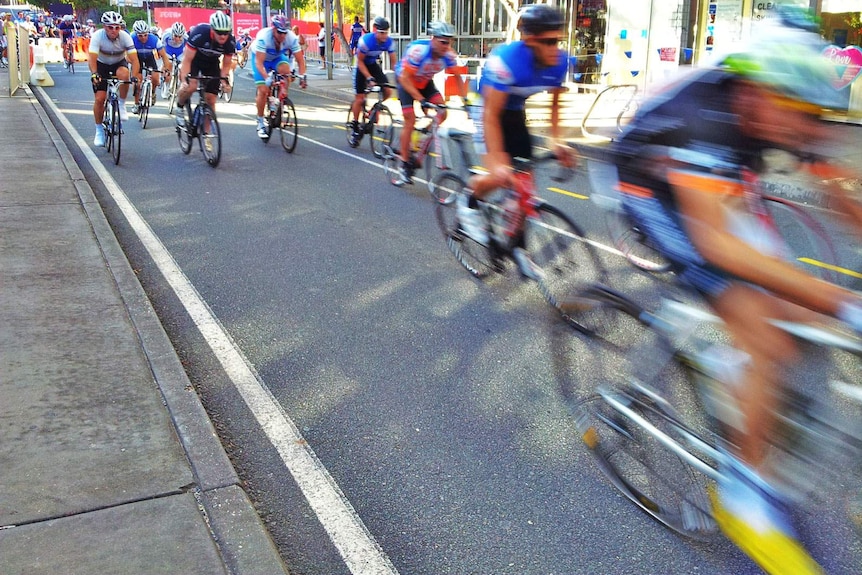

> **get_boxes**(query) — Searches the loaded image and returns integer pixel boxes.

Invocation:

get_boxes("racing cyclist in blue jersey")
[456,4,574,278]
[161,22,186,99]
[348,16,396,146]
[176,12,236,128]
[609,9,862,573]
[348,16,364,56]
[131,20,170,113]
[251,15,307,139]
[395,21,466,184]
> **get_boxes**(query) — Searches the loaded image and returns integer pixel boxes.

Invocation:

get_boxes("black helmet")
[373,16,389,31]
[517,4,564,35]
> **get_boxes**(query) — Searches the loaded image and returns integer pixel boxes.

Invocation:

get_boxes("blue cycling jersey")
[163,35,186,59]
[480,41,567,111]
[251,27,300,62]
[131,32,163,60]
[355,32,395,66]
[395,39,457,89]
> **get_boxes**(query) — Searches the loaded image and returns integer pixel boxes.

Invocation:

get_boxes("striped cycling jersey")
[89,27,136,65]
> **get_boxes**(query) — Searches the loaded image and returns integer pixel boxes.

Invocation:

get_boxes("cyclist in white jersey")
[251,15,307,139]
[88,11,139,146]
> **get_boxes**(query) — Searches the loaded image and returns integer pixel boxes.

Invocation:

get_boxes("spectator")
[317,22,326,69]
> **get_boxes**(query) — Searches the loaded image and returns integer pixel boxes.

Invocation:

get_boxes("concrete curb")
[30,85,289,575]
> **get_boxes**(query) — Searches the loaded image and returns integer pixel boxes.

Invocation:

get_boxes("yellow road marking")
[548,187,588,200]
[799,258,862,279]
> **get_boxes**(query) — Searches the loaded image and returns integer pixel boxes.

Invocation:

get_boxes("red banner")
[153,7,262,38]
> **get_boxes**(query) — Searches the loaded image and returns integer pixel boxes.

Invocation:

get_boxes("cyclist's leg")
[275,58,291,98]
[92,66,109,145]
[351,71,367,125]
[397,83,417,165]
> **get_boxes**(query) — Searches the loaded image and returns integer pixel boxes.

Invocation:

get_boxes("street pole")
[260,0,269,29]
[324,0,332,79]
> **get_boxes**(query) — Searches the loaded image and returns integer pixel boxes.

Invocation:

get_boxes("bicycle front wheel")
[523,204,607,326]
[177,104,193,155]
[200,106,222,167]
[369,105,393,159]
[110,100,122,165]
[428,169,463,204]
[222,70,234,103]
[280,98,298,153]
[167,77,177,115]
[140,82,151,129]
[605,208,673,273]
[103,102,113,152]
[436,183,498,279]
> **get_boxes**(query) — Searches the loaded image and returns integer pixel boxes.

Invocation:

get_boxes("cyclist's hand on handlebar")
[90,72,101,85]
[221,80,232,93]
[264,75,274,87]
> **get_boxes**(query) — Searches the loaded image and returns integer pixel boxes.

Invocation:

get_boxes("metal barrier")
[580,84,639,141]
[5,22,30,95]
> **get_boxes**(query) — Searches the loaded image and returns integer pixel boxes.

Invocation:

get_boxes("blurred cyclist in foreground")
[610,8,862,573]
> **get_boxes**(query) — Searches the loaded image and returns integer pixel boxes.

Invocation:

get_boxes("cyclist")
[161,22,186,99]
[251,14,307,139]
[83,18,95,38]
[58,14,77,67]
[455,4,573,278]
[348,15,364,56]
[88,11,139,146]
[608,9,862,574]
[348,16,396,146]
[130,20,170,113]
[175,11,235,130]
[394,21,465,184]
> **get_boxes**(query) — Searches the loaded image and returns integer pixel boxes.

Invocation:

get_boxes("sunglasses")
[274,28,288,34]
[436,38,451,45]
[534,37,562,46]
[105,25,121,31]
[214,31,230,37]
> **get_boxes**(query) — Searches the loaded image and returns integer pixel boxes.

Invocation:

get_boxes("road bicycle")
[163,56,180,114]
[567,284,862,567]
[382,102,471,201]
[101,76,135,166]
[236,43,250,69]
[176,74,226,167]
[585,149,839,281]
[63,37,75,73]
[135,66,156,129]
[435,150,607,327]
[345,83,394,159]
[261,71,299,153]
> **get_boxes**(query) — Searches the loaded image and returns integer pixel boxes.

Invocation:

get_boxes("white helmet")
[209,11,231,33]
[101,11,123,26]
[132,20,149,34]
[62,15,73,22]
[170,22,185,37]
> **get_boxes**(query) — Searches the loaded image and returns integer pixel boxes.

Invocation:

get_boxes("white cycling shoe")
[93,127,106,147]
[456,193,489,246]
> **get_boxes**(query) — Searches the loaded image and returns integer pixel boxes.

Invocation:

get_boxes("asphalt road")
[39,62,862,575]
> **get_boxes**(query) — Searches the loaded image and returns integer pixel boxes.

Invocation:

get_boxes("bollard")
[29,44,54,87]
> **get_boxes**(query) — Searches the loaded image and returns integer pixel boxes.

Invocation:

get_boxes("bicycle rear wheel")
[523,203,607,327]
[200,106,222,167]
[110,100,122,165]
[381,145,404,187]
[280,98,298,153]
[436,185,499,279]
[369,105,393,159]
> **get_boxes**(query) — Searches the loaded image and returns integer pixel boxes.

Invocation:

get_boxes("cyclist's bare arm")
[549,87,575,168]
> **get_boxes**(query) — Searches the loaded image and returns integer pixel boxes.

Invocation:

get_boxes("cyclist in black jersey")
[175,11,235,127]
[611,9,862,574]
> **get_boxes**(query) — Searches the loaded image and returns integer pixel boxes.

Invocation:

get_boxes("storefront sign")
[823,44,862,89]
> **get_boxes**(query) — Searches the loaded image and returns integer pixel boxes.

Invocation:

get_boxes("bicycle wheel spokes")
[111,100,121,165]
[428,170,463,205]
[200,107,222,167]
[576,390,719,540]
[369,105,393,159]
[280,98,298,153]
[436,188,498,278]
[524,204,607,326]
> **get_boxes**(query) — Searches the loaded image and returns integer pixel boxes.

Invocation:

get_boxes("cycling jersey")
[132,32,163,64]
[251,27,300,62]
[163,35,186,60]
[187,23,236,61]
[480,41,567,111]
[355,32,394,66]
[57,21,76,41]
[89,27,136,65]
[349,22,363,48]
[396,39,457,90]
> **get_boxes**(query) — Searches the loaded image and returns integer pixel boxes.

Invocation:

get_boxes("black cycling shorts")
[354,62,387,94]
[92,60,128,93]
[190,54,221,94]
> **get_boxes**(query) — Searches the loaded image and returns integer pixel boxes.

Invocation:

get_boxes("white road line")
[38,88,400,575]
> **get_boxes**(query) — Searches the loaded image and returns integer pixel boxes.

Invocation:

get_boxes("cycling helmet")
[87,19,94,24]
[209,11,231,33]
[132,20,149,34]
[101,11,124,26]
[721,7,845,111]
[171,22,186,37]
[517,4,564,35]
[428,21,454,38]
[271,15,290,33]
[62,15,73,22]
[373,16,389,31]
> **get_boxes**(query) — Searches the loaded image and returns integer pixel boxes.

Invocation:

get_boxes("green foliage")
[846,12,862,30]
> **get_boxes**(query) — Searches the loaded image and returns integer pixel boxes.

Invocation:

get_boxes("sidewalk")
[0,75,289,574]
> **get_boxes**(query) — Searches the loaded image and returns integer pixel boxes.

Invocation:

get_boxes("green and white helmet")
[720,7,844,111]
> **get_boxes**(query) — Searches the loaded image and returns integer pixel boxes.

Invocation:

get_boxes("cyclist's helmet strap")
[517,4,564,36]
[101,11,124,26]
[209,11,231,33]
[373,16,390,31]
